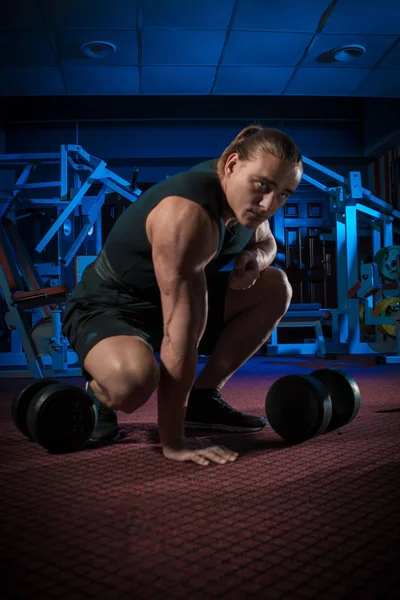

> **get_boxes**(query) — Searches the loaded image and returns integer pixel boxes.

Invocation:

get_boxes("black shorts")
[62,264,230,376]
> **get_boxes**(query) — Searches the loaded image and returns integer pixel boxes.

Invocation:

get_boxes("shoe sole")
[185,422,267,433]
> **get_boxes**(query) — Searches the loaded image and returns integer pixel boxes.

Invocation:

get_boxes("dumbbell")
[11,380,97,453]
[265,368,361,443]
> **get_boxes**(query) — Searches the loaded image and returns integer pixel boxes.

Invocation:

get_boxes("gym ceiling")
[0,0,399,98]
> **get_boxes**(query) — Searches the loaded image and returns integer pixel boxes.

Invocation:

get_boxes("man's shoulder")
[190,159,218,173]
[163,164,220,194]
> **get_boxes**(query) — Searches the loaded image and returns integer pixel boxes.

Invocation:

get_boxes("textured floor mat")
[1,356,399,599]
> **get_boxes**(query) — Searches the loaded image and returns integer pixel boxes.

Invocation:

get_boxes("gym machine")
[271,159,400,362]
[0,145,141,377]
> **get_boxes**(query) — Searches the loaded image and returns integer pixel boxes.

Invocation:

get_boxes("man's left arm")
[245,220,277,271]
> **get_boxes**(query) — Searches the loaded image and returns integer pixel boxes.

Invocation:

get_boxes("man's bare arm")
[147,196,220,450]
[245,220,277,271]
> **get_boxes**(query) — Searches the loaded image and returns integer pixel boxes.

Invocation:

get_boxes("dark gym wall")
[363,98,400,157]
[2,95,373,186]
[4,119,367,184]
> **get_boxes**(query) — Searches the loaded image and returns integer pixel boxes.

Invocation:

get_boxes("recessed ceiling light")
[331,44,366,62]
[80,41,117,59]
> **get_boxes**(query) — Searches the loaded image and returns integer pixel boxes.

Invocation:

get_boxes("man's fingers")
[198,450,227,464]
[197,447,238,465]
[190,454,210,466]
[212,445,239,461]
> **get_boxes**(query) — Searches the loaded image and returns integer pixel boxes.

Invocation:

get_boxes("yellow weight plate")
[373,297,400,337]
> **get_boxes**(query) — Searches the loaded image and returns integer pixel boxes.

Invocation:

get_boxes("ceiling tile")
[323,0,400,34]
[353,68,400,96]
[302,33,398,67]
[0,31,55,66]
[143,30,225,65]
[62,66,139,94]
[0,67,65,95]
[223,31,313,66]
[379,40,400,67]
[41,0,138,30]
[55,30,138,66]
[285,66,370,95]
[214,67,294,94]
[0,0,42,30]
[143,0,235,29]
[233,0,332,32]
[142,67,215,94]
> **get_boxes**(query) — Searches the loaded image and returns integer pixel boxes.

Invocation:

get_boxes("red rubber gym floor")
[1,355,400,600]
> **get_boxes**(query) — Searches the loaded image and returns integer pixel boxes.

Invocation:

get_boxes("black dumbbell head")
[27,383,96,453]
[11,378,58,440]
[310,369,360,431]
[265,374,332,443]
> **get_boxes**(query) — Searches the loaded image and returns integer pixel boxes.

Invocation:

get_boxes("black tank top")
[102,160,253,297]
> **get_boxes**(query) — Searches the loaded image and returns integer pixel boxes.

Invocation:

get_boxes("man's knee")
[93,355,160,413]
[259,267,292,313]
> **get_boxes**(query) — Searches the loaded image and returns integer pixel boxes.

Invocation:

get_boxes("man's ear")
[224,153,239,177]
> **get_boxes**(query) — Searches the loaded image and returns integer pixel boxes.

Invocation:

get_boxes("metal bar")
[3,181,61,190]
[0,164,34,219]
[301,173,331,193]
[71,146,104,169]
[345,205,361,352]
[99,177,140,202]
[0,153,59,161]
[361,186,400,220]
[62,194,105,266]
[60,145,68,200]
[102,166,141,193]
[62,223,95,267]
[66,145,82,152]
[383,219,393,247]
[0,199,12,219]
[14,164,34,193]
[355,203,386,221]
[35,160,106,253]
[372,227,381,257]
[67,156,92,172]
[303,156,348,185]
[28,199,70,205]
[335,213,349,348]
[70,146,93,163]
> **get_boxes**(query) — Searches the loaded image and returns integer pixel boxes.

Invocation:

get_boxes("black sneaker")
[185,388,267,433]
[85,382,121,442]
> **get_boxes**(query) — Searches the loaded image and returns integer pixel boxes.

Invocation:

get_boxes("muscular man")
[62,126,303,465]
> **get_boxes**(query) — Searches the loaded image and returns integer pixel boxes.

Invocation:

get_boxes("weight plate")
[27,383,96,453]
[373,245,400,282]
[310,368,360,431]
[265,374,332,443]
[373,297,400,338]
[11,378,58,440]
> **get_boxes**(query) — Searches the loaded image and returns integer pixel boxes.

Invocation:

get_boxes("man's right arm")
[146,196,219,451]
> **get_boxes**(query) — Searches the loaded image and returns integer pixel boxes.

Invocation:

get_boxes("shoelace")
[211,393,242,415]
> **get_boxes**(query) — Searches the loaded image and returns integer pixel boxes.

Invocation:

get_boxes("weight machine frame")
[301,158,400,360]
[0,145,141,377]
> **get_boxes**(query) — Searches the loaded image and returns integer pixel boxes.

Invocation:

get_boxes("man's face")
[223,152,303,228]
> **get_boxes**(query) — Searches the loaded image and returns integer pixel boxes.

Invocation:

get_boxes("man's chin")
[241,214,263,229]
